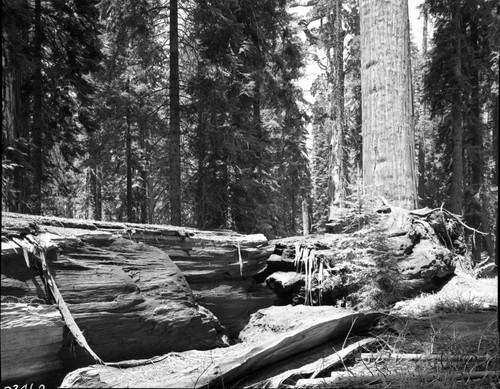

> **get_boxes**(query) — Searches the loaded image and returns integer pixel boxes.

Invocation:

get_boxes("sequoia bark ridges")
[360,0,417,209]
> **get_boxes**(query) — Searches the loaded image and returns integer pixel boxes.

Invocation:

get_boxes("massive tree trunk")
[169,0,182,226]
[359,0,417,210]
[450,0,464,215]
[32,0,43,215]
[1,212,235,383]
[328,0,346,219]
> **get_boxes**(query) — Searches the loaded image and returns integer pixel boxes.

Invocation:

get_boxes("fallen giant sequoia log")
[267,206,465,307]
[60,306,382,388]
[2,212,273,283]
[1,212,273,383]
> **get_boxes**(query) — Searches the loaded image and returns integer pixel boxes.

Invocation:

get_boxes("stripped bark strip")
[11,237,32,267]
[238,240,243,277]
[37,249,104,364]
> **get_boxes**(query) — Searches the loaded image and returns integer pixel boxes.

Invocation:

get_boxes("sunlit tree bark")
[359,0,417,209]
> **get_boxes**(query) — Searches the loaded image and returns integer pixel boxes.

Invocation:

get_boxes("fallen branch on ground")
[360,353,494,362]
[251,338,378,388]
[295,371,499,388]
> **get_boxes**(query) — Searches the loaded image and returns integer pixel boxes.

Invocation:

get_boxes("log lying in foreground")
[60,308,382,388]
[1,303,65,382]
[295,371,500,388]
[3,212,262,383]
[202,311,380,389]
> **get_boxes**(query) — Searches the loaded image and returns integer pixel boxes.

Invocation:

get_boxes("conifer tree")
[2,0,102,215]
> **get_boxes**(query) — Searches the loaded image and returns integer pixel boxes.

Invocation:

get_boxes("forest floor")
[240,269,499,388]
[329,269,498,389]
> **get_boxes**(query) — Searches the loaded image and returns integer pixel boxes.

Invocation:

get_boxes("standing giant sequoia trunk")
[359,0,417,209]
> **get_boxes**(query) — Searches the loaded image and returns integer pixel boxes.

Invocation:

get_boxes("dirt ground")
[320,270,499,389]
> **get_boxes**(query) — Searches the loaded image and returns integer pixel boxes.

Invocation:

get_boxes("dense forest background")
[2,0,498,258]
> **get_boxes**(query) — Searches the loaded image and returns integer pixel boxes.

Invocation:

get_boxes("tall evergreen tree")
[2,0,31,213]
[423,0,498,260]
[326,0,347,218]
[187,0,309,236]
[2,0,102,215]
[90,0,170,223]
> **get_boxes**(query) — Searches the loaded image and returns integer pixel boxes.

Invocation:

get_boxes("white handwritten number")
[3,384,43,389]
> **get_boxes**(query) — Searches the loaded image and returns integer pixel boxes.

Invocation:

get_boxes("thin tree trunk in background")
[468,16,483,195]
[253,76,262,140]
[2,1,30,213]
[417,7,428,206]
[450,0,463,215]
[467,13,490,261]
[291,176,296,232]
[15,83,31,214]
[94,167,102,221]
[147,178,156,224]
[88,132,102,221]
[302,198,309,235]
[328,0,346,219]
[496,1,499,303]
[126,91,133,223]
[195,105,206,229]
[169,0,181,226]
[359,0,418,210]
[493,96,498,186]
[32,0,43,215]
[139,126,148,224]
[90,168,96,219]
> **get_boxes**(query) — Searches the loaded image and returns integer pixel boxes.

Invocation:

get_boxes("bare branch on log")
[409,206,489,236]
